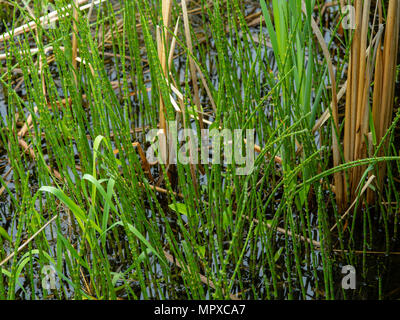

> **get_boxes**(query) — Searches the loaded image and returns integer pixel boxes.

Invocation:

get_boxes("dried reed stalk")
[182,0,204,130]
[158,0,173,131]
[367,0,400,202]
[0,0,92,43]
[72,0,80,84]
[344,0,399,206]
[157,0,173,167]
[302,0,345,209]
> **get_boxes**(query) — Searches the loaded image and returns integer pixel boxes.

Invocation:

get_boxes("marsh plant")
[0,0,399,300]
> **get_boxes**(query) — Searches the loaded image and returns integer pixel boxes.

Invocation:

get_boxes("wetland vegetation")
[0,0,399,300]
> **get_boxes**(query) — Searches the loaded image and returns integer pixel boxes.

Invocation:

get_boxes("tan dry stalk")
[368,0,400,202]
[158,0,173,131]
[182,0,204,130]
[0,215,59,267]
[302,0,345,209]
[157,0,173,168]
[343,0,363,199]
[168,17,180,71]
[344,0,399,206]
[351,0,371,197]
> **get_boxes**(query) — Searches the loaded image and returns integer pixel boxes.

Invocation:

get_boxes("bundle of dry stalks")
[342,0,399,206]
